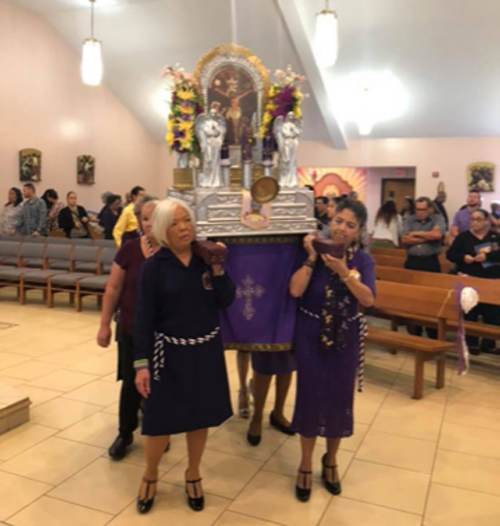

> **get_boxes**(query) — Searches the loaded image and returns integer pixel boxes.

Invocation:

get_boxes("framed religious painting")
[19,148,42,182]
[194,44,269,165]
[77,155,95,185]
[467,162,494,192]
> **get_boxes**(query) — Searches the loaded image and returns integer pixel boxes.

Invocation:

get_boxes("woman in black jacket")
[446,208,500,354]
[58,191,90,238]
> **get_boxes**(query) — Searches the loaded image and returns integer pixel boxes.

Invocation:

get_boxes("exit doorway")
[382,179,416,212]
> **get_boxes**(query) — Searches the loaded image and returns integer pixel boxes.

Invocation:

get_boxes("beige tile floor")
[0,291,500,525]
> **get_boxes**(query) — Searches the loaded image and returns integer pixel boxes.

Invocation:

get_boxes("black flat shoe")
[164,441,171,453]
[296,470,312,502]
[108,434,133,461]
[247,431,261,447]
[270,412,296,436]
[185,475,204,512]
[137,478,156,514]
[321,454,341,495]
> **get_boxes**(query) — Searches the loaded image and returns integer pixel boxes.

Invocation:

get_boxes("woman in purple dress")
[290,199,376,502]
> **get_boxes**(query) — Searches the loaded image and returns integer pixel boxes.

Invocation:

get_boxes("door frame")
[381,178,416,207]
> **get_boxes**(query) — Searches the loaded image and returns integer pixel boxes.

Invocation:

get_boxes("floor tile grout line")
[419,368,450,526]
[335,494,425,518]
[349,457,433,477]
[436,446,500,462]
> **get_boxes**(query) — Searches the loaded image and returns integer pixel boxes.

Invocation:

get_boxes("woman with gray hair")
[133,198,235,514]
[97,196,162,461]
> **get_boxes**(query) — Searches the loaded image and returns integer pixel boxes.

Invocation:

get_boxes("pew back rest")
[375,280,459,323]
[376,266,500,306]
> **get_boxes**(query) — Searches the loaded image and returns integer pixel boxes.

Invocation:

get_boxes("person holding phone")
[289,199,376,502]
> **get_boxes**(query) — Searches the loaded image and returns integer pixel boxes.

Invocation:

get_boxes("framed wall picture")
[77,155,95,185]
[467,162,494,192]
[19,148,42,182]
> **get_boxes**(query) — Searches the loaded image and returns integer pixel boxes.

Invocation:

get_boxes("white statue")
[273,112,302,188]
[195,109,227,188]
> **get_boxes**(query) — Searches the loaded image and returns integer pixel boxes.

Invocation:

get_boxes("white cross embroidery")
[236,274,265,321]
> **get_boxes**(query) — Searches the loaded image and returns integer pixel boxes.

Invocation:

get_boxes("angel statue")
[273,112,302,188]
[195,109,227,188]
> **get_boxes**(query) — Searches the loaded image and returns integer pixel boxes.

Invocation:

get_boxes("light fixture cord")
[90,0,95,39]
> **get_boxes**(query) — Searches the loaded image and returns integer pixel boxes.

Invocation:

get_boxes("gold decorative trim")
[193,43,270,97]
[224,343,293,352]
[214,235,302,245]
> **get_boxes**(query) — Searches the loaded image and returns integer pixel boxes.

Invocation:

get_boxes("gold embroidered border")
[224,342,293,352]
[215,235,302,245]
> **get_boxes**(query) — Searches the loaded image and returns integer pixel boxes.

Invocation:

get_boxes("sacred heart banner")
[218,237,303,351]
[298,167,367,201]
[240,190,271,229]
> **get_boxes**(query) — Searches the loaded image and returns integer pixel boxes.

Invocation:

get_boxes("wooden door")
[382,179,416,211]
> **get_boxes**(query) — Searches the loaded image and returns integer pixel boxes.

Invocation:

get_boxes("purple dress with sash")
[291,249,376,439]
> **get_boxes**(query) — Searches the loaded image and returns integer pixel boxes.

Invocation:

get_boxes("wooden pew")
[371,247,406,258]
[372,253,454,274]
[375,266,500,340]
[367,281,458,399]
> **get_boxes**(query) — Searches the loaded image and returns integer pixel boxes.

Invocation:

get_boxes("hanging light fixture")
[81,0,103,86]
[313,0,338,69]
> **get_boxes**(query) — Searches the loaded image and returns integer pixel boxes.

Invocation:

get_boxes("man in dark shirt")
[314,196,329,230]
[446,208,500,354]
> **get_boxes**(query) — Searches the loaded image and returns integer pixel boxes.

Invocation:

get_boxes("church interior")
[1,1,500,525]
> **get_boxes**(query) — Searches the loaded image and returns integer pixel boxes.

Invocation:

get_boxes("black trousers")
[464,303,500,351]
[404,254,441,339]
[117,335,142,437]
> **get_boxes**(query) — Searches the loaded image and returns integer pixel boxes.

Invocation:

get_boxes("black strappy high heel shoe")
[321,453,341,495]
[185,472,205,512]
[295,470,312,502]
[137,478,157,514]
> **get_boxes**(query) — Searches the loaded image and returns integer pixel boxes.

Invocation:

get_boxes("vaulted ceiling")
[9,0,500,148]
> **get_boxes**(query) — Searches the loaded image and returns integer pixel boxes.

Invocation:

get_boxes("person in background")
[97,196,162,460]
[319,197,342,239]
[124,192,133,206]
[18,183,47,237]
[446,209,500,355]
[401,196,445,337]
[434,191,449,231]
[98,191,113,223]
[100,194,122,240]
[113,186,146,246]
[133,198,234,513]
[450,190,482,238]
[314,196,329,231]
[58,191,90,238]
[371,200,402,248]
[0,187,23,235]
[290,199,375,502]
[42,189,65,234]
[400,197,415,221]
[489,202,500,233]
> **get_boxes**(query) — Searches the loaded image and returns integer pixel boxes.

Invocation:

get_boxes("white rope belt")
[152,327,220,381]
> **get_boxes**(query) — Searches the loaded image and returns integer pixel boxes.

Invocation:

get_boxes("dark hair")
[315,196,329,205]
[106,194,121,206]
[7,187,23,207]
[23,183,35,193]
[131,186,145,198]
[375,200,398,226]
[469,190,481,196]
[335,198,368,228]
[41,188,58,208]
[415,196,434,209]
[303,185,314,192]
[67,191,77,199]
[401,197,415,215]
[472,209,490,220]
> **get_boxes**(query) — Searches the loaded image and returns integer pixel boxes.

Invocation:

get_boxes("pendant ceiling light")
[81,0,103,86]
[313,0,338,69]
